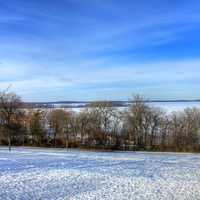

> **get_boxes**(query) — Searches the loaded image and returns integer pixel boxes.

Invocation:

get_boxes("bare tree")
[126,95,150,149]
[29,110,46,146]
[0,92,22,151]
[48,109,71,147]
[125,95,165,150]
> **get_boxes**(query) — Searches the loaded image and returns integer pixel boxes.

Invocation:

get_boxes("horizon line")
[24,99,200,104]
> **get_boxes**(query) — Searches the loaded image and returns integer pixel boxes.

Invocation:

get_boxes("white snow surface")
[69,102,200,113]
[0,147,200,200]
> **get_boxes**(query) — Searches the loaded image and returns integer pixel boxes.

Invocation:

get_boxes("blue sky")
[0,0,200,101]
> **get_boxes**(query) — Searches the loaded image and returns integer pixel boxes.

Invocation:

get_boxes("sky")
[0,0,200,101]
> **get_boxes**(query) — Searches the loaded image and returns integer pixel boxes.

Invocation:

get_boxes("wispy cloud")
[1,58,200,101]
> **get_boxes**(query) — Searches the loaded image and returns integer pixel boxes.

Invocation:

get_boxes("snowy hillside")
[0,148,200,200]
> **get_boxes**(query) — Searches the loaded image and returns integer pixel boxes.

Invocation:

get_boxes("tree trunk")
[8,132,11,151]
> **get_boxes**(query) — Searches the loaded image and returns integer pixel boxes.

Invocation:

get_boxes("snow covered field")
[0,148,200,200]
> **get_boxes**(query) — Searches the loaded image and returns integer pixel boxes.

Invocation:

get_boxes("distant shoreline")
[22,100,200,109]
[25,100,200,104]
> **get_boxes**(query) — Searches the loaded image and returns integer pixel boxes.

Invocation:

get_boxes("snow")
[148,101,200,112]
[68,102,200,113]
[0,148,200,200]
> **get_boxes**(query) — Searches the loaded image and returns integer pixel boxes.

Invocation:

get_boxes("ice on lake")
[149,101,200,112]
[69,101,200,113]
[0,147,200,200]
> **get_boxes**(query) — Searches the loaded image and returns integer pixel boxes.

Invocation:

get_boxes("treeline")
[0,92,200,152]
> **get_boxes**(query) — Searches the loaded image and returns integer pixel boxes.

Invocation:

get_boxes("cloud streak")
[1,58,200,101]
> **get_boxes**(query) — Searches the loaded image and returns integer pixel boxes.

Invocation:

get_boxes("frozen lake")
[70,101,200,113]
[149,101,200,112]
[0,147,200,200]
